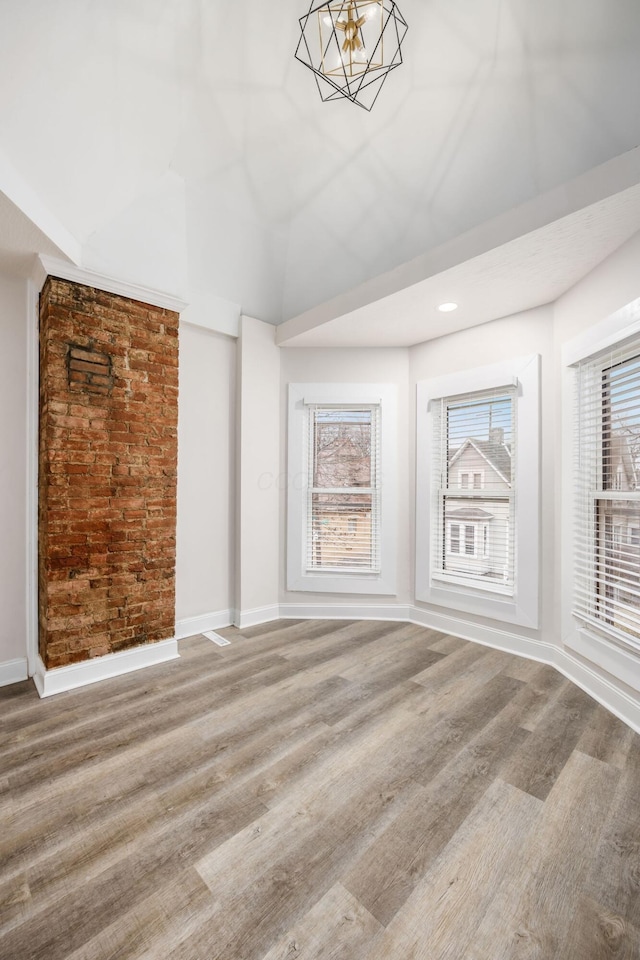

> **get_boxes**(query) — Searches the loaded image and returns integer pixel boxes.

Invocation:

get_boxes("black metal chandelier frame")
[295,1,409,112]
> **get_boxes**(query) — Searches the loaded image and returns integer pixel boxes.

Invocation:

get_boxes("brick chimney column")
[38,277,179,669]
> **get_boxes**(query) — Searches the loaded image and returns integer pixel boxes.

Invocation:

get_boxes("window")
[307,406,380,573]
[287,383,397,595]
[434,388,515,591]
[449,523,461,554]
[458,471,483,489]
[464,524,476,556]
[574,338,640,650]
[416,355,540,628]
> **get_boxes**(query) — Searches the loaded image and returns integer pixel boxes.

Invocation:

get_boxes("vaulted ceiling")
[1,0,640,334]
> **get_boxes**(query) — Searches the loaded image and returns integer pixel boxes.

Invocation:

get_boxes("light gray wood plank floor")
[1,619,638,959]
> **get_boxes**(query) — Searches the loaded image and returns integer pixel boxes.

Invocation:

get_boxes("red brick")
[39,277,178,669]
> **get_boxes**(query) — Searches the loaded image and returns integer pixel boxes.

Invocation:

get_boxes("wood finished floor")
[1,619,639,960]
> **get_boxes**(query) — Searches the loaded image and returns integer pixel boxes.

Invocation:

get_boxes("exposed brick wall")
[38,277,179,669]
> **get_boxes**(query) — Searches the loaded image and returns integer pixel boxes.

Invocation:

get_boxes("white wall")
[236,316,281,624]
[0,273,28,680]
[279,346,411,607]
[554,230,640,343]
[176,322,236,630]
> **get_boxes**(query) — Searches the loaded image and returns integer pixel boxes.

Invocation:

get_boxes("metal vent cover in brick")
[67,344,113,395]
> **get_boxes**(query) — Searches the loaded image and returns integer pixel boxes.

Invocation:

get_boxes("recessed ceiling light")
[438,302,458,313]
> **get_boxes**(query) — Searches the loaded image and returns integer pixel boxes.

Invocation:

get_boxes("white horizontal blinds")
[574,339,640,650]
[432,387,517,592]
[306,405,381,573]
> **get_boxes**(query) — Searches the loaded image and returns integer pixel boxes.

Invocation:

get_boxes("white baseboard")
[555,648,640,735]
[0,658,29,688]
[235,605,281,630]
[27,598,640,730]
[407,606,555,663]
[279,603,412,622]
[175,610,233,640]
[33,639,180,698]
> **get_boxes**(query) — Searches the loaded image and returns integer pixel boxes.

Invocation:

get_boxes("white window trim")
[562,299,640,676]
[416,355,540,628]
[287,383,397,595]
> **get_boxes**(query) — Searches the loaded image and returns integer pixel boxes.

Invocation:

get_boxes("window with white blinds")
[415,355,539,628]
[287,382,397,595]
[431,387,517,593]
[306,405,381,573]
[574,337,640,651]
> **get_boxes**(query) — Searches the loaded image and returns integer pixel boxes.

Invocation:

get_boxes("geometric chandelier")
[295,1,409,111]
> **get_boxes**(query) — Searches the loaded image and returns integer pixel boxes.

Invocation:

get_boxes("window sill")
[431,571,513,597]
[571,613,640,659]
[288,569,397,596]
[418,578,538,629]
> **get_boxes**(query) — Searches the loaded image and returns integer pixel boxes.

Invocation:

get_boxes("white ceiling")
[0,0,640,335]
[0,192,73,276]
[277,183,640,347]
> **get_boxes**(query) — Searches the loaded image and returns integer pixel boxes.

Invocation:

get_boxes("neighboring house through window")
[438,392,515,588]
